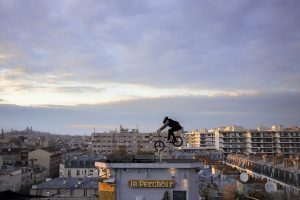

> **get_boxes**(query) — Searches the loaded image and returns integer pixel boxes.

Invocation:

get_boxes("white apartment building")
[91,127,153,154]
[247,131,276,154]
[275,130,300,157]
[186,129,216,149]
[187,125,300,158]
[216,129,248,157]
[59,155,102,178]
[91,126,183,157]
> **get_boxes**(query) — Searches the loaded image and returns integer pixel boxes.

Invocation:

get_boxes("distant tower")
[1,128,4,139]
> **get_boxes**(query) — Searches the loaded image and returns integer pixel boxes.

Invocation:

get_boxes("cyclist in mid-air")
[157,116,183,143]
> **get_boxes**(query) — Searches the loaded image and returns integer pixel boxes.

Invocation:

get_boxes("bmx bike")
[154,131,183,151]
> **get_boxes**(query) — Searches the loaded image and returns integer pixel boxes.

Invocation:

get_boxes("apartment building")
[216,130,248,157]
[60,155,102,178]
[91,126,179,155]
[1,148,28,165]
[92,127,140,154]
[247,131,276,155]
[186,129,200,147]
[186,125,300,158]
[276,130,300,157]
[28,148,62,178]
[186,129,216,149]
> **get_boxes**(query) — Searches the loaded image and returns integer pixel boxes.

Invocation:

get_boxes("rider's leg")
[168,128,177,142]
[169,126,182,142]
[167,129,174,141]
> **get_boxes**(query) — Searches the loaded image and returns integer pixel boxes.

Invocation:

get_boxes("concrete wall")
[0,169,32,192]
[29,149,51,176]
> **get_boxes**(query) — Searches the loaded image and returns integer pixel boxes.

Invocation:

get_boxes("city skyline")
[1,0,300,134]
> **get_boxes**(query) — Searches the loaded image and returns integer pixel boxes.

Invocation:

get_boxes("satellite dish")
[240,172,248,183]
[265,181,277,193]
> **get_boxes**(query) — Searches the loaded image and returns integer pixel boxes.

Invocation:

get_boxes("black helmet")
[163,116,168,123]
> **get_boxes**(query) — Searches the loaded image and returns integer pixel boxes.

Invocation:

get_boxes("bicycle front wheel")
[154,140,165,151]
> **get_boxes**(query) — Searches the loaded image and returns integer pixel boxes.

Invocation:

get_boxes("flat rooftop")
[95,160,202,169]
[34,177,98,189]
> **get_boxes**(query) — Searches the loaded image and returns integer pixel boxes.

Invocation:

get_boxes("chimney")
[249,154,255,161]
[262,154,268,163]
[63,178,67,184]
[284,159,293,168]
[293,157,300,169]
[255,154,263,162]
[273,156,284,166]
[265,156,272,163]
[78,178,81,185]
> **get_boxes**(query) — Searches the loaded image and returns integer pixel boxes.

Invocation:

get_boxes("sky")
[0,0,300,135]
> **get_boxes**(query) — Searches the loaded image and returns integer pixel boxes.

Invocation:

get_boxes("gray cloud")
[0,1,299,134]
[1,91,299,134]
[0,0,299,90]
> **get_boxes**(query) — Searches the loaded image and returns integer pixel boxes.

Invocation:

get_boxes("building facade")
[1,148,28,165]
[30,177,98,200]
[91,126,184,156]
[0,165,32,193]
[187,126,300,158]
[215,129,248,157]
[28,148,62,178]
[60,155,102,178]
[95,161,202,200]
[186,129,216,149]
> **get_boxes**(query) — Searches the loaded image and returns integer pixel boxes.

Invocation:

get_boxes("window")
[84,189,87,196]
[70,190,74,196]
[77,170,80,176]
[68,170,71,177]
[173,191,186,200]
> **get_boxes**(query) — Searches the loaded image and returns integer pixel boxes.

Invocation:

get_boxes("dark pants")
[168,125,182,141]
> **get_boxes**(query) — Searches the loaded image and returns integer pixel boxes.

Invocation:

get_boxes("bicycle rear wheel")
[154,140,165,151]
[172,136,183,147]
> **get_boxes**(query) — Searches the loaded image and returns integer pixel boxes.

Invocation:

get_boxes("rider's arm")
[157,120,170,132]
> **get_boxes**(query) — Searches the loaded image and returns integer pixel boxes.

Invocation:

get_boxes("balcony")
[279,140,292,143]
[251,134,261,138]
[262,134,273,137]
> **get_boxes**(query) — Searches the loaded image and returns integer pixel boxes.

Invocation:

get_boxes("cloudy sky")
[0,0,300,134]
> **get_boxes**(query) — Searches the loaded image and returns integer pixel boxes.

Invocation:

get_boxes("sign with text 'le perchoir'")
[128,180,176,188]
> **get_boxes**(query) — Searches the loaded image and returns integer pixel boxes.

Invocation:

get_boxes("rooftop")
[35,177,98,189]
[95,160,202,169]
[65,155,103,168]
